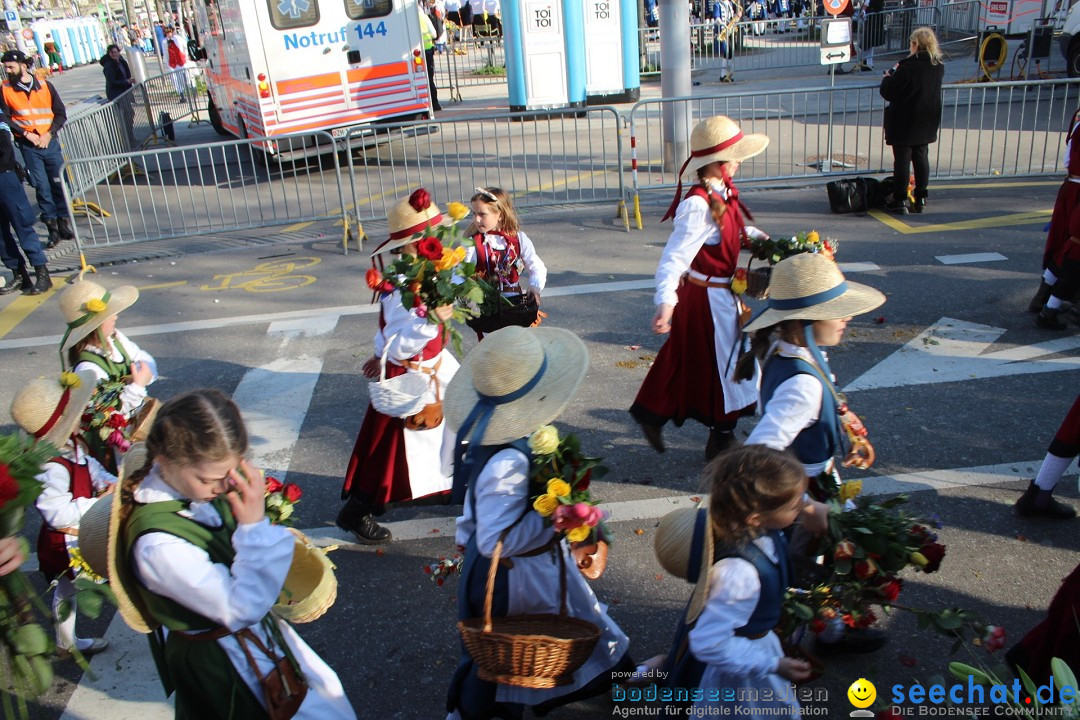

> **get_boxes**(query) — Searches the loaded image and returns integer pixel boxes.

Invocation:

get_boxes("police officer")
[0,49,73,250]
[0,112,49,295]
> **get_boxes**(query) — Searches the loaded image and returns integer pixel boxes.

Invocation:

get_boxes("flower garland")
[528,425,610,544]
[749,230,838,266]
[79,381,132,454]
[264,475,302,526]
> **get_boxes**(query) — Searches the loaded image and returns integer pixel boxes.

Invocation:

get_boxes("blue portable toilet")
[65,25,83,65]
[576,0,639,103]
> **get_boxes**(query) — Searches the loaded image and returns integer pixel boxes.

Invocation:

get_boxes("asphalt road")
[1,177,1077,718]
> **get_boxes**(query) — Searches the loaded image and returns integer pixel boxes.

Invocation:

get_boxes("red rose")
[810,618,826,634]
[854,559,877,579]
[265,476,283,494]
[283,483,302,503]
[834,539,856,562]
[577,469,591,491]
[417,236,443,260]
[878,578,902,602]
[842,613,856,628]
[106,413,128,429]
[856,609,877,628]
[365,266,383,290]
[408,188,431,212]
[919,542,946,573]
[0,464,17,509]
[380,280,396,294]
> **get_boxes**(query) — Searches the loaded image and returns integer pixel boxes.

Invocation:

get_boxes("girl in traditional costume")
[338,189,459,544]
[1014,393,1079,518]
[444,326,632,719]
[85,389,355,719]
[630,115,769,461]
[11,370,112,657]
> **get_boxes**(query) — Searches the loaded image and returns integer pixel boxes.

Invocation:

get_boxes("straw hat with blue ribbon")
[444,326,588,500]
[58,279,139,368]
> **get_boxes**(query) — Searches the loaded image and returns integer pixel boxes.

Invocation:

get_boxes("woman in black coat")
[100,44,133,100]
[879,27,945,214]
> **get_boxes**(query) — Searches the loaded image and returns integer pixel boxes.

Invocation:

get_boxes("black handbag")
[826,177,881,214]
[465,294,540,334]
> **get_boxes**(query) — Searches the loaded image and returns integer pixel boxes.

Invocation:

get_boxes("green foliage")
[748,230,837,266]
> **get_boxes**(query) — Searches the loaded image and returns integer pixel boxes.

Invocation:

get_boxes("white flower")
[528,425,560,455]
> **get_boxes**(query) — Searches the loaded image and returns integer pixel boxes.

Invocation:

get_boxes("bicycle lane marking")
[868,208,1052,234]
[0,284,62,341]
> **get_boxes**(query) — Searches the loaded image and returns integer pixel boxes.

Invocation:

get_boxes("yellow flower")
[84,298,107,313]
[433,246,467,271]
[528,425,560,455]
[806,230,820,245]
[910,552,929,568]
[838,480,862,502]
[566,525,592,543]
[446,202,470,221]
[533,493,559,517]
[731,276,747,295]
[59,372,81,389]
[547,478,571,497]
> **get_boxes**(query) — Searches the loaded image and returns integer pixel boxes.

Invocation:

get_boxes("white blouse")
[36,445,116,532]
[374,289,443,363]
[464,229,547,295]
[73,329,158,417]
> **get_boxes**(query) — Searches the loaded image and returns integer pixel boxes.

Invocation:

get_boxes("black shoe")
[56,216,75,239]
[0,268,23,295]
[1015,480,1076,519]
[705,429,738,461]
[860,63,874,71]
[815,628,888,656]
[1028,281,1053,313]
[29,265,50,295]
[637,421,665,453]
[336,499,392,544]
[911,197,926,214]
[44,220,61,249]
[885,199,908,215]
[1035,307,1068,330]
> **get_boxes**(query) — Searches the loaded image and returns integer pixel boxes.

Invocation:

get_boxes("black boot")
[911,197,926,214]
[56,216,75,240]
[1028,280,1053,313]
[336,497,392,544]
[0,266,26,295]
[705,428,738,461]
[1015,480,1076,519]
[44,220,61,249]
[30,265,51,295]
[885,196,908,215]
[1035,306,1068,330]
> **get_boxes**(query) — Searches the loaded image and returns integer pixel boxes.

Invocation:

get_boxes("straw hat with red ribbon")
[58,280,139,369]
[10,370,98,448]
[662,115,770,222]
[369,188,453,257]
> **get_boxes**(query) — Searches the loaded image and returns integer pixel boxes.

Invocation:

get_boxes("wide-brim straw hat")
[654,503,714,624]
[444,326,588,446]
[370,187,453,256]
[79,444,157,634]
[743,252,886,334]
[59,279,139,362]
[682,115,770,178]
[10,370,98,448]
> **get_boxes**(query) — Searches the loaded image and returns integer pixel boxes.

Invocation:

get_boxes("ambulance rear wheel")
[207,97,230,137]
[1069,40,1080,77]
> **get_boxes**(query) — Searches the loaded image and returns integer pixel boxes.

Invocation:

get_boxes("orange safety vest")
[1,79,54,135]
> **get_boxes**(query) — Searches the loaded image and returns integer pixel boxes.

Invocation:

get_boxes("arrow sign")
[844,317,1080,391]
[820,46,850,65]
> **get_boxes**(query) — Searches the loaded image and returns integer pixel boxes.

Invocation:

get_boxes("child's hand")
[652,304,675,334]
[362,356,380,379]
[526,287,541,305]
[777,657,814,683]
[0,536,25,576]
[433,304,454,322]
[225,459,267,525]
[130,360,153,387]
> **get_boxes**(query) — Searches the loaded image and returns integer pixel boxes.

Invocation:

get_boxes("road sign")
[21,29,32,40]
[823,0,850,16]
[821,46,850,64]
[4,11,16,22]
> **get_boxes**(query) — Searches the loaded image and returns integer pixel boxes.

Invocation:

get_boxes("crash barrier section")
[339,106,627,227]
[627,77,1080,225]
[436,36,508,102]
[60,131,348,253]
[62,69,205,204]
[639,1,978,78]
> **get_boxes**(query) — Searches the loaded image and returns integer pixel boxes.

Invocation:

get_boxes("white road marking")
[837,262,881,273]
[844,317,1080,391]
[934,252,1008,265]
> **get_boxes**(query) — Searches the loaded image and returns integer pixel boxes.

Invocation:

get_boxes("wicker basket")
[457,537,601,688]
[367,334,431,418]
[274,529,338,624]
[745,265,772,300]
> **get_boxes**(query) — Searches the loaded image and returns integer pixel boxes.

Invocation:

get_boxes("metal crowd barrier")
[60,131,348,249]
[627,77,1080,210]
[436,36,508,101]
[339,106,625,223]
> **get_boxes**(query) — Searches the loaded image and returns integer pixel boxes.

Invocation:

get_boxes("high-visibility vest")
[1,80,54,135]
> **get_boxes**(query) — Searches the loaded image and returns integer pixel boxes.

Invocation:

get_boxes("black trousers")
[425,46,440,110]
[891,143,930,200]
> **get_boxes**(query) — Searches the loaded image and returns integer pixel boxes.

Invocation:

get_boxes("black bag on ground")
[826,176,881,214]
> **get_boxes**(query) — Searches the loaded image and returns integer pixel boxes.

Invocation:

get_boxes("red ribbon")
[661,132,745,222]
[33,388,71,439]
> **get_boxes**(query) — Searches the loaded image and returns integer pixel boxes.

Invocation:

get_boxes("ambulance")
[196,0,434,150]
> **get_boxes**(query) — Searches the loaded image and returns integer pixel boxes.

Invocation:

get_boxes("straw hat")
[10,370,98,448]
[444,326,588,446]
[370,187,453,256]
[682,115,770,178]
[654,504,714,623]
[59,279,139,362]
[78,444,157,633]
[743,252,886,334]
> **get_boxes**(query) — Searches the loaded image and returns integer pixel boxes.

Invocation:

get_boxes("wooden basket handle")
[482,531,567,633]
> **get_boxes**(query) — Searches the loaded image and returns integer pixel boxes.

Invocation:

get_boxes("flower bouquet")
[364,190,493,355]
[264,476,302,526]
[423,555,463,587]
[735,230,838,300]
[527,425,610,545]
[79,380,132,472]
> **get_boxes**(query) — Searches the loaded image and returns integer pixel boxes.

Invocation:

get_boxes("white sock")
[1035,452,1073,491]
[1048,295,1064,310]
[1043,268,1058,285]
[865,49,874,66]
[53,576,78,650]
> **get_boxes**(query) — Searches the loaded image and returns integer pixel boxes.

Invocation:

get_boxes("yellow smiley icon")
[847,678,876,709]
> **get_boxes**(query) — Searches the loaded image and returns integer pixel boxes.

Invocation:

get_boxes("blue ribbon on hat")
[767,281,848,311]
[450,355,548,504]
[686,507,709,584]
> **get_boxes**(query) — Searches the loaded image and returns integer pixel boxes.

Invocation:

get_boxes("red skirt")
[1049,393,1080,458]
[37,527,72,581]
[1009,562,1080,686]
[630,281,753,428]
[1044,181,1080,269]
